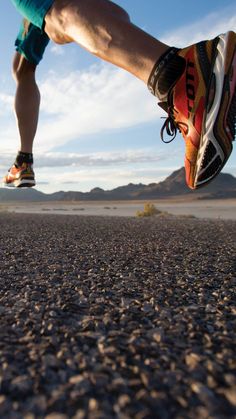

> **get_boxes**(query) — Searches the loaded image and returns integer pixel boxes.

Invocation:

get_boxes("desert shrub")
[136,203,161,217]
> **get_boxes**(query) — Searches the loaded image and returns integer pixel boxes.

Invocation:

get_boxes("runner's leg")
[13,52,40,154]
[44,0,169,83]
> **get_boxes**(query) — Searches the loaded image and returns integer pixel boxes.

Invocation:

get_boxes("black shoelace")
[159,100,189,143]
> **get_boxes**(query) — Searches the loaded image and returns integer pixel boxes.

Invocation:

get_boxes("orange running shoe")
[161,31,236,189]
[3,163,35,188]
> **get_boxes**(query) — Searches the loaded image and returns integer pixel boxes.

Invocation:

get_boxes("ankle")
[15,151,33,167]
[147,47,186,101]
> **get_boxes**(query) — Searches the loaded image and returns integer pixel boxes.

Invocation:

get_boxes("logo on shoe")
[186,60,195,118]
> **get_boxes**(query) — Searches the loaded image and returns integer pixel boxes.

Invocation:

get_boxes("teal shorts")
[15,20,50,65]
[11,0,54,29]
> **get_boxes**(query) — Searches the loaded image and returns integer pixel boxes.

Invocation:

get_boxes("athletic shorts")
[15,20,50,65]
[11,0,54,29]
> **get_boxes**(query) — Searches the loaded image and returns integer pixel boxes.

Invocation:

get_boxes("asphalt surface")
[0,213,235,418]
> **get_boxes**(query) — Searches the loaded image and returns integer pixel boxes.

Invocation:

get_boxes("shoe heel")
[219,31,236,73]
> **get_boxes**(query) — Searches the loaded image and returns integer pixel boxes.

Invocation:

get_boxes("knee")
[12,53,37,83]
[44,0,131,45]
[108,1,130,22]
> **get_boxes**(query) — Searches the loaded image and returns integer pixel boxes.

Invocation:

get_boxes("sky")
[0,0,236,194]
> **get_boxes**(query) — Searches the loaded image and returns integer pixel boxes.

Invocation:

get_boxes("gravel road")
[0,213,235,419]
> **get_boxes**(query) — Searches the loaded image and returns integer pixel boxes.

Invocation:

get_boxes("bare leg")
[13,52,40,153]
[44,0,169,83]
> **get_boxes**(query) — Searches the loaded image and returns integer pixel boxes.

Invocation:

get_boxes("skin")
[13,52,40,153]
[44,0,169,83]
[13,0,169,157]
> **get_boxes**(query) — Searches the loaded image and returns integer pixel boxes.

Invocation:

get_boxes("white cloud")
[0,93,14,115]
[36,165,178,193]
[33,149,166,168]
[31,148,183,193]
[161,8,236,46]
[35,64,158,152]
[50,44,65,56]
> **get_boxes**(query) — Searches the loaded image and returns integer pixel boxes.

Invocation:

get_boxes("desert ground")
[1,198,236,219]
[0,211,235,418]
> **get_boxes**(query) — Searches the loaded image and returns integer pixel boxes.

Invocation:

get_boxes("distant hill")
[0,187,48,202]
[1,167,236,202]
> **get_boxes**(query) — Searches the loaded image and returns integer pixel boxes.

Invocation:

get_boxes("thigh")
[44,0,130,45]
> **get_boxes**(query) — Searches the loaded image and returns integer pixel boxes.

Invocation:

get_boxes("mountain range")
[1,167,236,202]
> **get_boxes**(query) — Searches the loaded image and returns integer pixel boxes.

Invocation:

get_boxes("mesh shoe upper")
[160,31,236,189]
[3,163,35,188]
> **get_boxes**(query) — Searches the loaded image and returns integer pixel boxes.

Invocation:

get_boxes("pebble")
[0,213,235,418]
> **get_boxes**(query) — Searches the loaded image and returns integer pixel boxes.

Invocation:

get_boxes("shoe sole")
[194,31,236,188]
[4,178,36,188]
[16,181,36,188]
[14,178,36,188]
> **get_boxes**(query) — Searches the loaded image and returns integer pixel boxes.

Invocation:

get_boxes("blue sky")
[0,0,236,193]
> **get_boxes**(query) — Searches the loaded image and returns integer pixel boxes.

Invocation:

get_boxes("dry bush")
[136,203,162,217]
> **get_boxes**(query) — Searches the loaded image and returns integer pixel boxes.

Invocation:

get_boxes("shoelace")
[160,103,189,143]
[160,116,179,143]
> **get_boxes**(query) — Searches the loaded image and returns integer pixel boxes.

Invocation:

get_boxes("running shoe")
[3,163,35,188]
[161,31,236,189]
